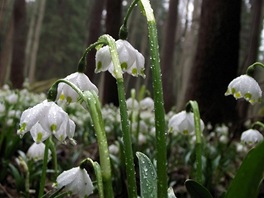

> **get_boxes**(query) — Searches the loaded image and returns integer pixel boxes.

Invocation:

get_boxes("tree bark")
[161,0,179,111]
[10,0,26,88]
[237,0,263,120]
[184,0,242,125]
[0,0,15,85]
[28,0,46,83]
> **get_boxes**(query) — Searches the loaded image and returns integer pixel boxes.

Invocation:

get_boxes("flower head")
[95,39,145,78]
[225,75,262,104]
[56,167,94,197]
[241,129,263,145]
[57,72,98,104]
[168,110,204,135]
[27,142,51,162]
[17,100,75,143]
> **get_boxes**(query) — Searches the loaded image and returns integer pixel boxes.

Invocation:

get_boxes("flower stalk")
[97,34,137,198]
[246,62,264,77]
[38,137,51,197]
[186,100,203,184]
[138,0,167,196]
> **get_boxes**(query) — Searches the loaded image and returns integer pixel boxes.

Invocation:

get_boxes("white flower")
[56,167,94,197]
[241,129,263,145]
[139,97,154,111]
[95,39,145,78]
[168,111,204,135]
[6,92,18,104]
[27,142,51,162]
[0,103,5,114]
[109,144,119,155]
[17,100,75,143]
[57,72,98,104]
[225,75,262,104]
[126,98,139,110]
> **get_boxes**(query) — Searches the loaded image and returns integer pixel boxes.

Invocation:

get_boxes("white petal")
[30,123,50,143]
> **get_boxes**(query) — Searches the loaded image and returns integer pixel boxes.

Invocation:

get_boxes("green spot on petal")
[231,88,236,94]
[66,96,72,103]
[20,123,27,132]
[183,130,189,135]
[121,62,127,70]
[36,132,43,143]
[50,124,57,132]
[234,92,241,98]
[97,61,102,70]
[132,68,137,75]
[59,94,65,101]
[244,93,252,100]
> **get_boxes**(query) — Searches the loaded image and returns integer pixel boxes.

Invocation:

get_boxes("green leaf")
[136,152,157,198]
[225,141,264,198]
[185,179,213,198]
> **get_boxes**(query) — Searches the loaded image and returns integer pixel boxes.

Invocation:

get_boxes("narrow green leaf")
[136,152,157,198]
[225,141,264,198]
[185,179,213,198]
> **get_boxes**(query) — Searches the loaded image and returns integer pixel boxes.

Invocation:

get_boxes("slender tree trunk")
[237,0,263,120]
[102,0,122,105]
[28,0,46,83]
[0,0,15,85]
[161,0,179,111]
[24,0,38,78]
[177,0,202,110]
[184,0,242,125]
[10,0,26,88]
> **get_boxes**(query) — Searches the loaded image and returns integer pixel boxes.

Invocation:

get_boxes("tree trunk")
[184,0,242,125]
[0,0,15,86]
[177,0,202,110]
[237,0,263,120]
[161,0,179,111]
[28,0,46,83]
[102,0,122,105]
[10,0,26,88]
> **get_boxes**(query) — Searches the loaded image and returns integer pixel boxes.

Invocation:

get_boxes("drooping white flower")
[225,75,262,104]
[168,111,205,135]
[56,167,94,197]
[27,142,51,162]
[17,100,75,143]
[126,98,139,110]
[57,72,98,104]
[95,39,145,78]
[241,129,263,145]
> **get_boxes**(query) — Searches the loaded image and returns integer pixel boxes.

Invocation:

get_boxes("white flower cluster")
[96,39,145,78]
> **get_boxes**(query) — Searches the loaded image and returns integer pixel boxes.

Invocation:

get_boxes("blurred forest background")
[0,0,264,129]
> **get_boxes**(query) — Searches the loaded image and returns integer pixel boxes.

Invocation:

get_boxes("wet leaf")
[136,152,157,198]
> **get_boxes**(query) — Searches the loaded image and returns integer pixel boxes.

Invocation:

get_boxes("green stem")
[38,137,51,197]
[83,91,113,198]
[49,138,58,177]
[186,101,203,184]
[77,41,106,72]
[117,79,137,198]
[138,0,167,197]
[246,62,264,77]
[98,34,137,198]
[251,121,264,130]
